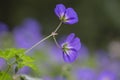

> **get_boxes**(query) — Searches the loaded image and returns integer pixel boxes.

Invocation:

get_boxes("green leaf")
[0,72,13,80]
[0,48,37,72]
[0,48,25,60]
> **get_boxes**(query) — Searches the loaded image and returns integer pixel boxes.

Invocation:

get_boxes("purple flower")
[95,50,110,68]
[78,44,89,61]
[54,76,66,80]
[55,4,78,24]
[0,58,7,71]
[17,66,31,75]
[97,70,117,80]
[43,76,65,80]
[13,18,42,49]
[0,22,8,35]
[49,44,63,63]
[73,68,96,80]
[107,61,120,76]
[61,33,81,63]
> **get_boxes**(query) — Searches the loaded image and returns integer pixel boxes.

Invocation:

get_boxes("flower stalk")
[25,21,63,54]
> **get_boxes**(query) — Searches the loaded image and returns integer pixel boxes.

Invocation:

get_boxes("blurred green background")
[0,0,120,50]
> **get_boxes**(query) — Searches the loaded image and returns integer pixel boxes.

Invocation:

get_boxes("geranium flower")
[17,66,31,75]
[0,58,7,71]
[13,18,42,49]
[55,4,78,24]
[74,68,96,80]
[0,22,8,35]
[61,33,81,62]
[98,70,117,80]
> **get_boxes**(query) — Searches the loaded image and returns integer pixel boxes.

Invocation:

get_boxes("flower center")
[62,43,70,54]
[61,16,68,22]
[60,12,68,23]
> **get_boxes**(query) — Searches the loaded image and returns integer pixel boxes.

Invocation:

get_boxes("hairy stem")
[25,21,63,53]
[25,34,53,53]
[54,21,63,33]
[52,36,61,48]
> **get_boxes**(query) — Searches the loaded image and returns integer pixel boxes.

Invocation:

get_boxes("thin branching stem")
[25,21,63,54]
[54,21,63,33]
[52,36,61,48]
[25,34,52,53]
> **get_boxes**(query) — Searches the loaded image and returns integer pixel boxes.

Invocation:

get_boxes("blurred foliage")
[0,48,36,70]
[0,72,13,80]
[0,0,120,50]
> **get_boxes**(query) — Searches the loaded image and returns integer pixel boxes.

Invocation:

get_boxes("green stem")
[1,65,11,80]
[25,34,53,53]
[25,21,63,54]
[52,21,62,48]
[52,36,61,48]
[54,21,63,33]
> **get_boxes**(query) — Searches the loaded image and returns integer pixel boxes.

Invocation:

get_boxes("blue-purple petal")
[74,68,96,80]
[55,76,66,80]
[98,70,116,80]
[0,58,7,70]
[63,49,77,62]
[17,66,31,75]
[70,37,81,51]
[66,33,75,43]
[0,22,8,35]
[62,33,81,63]
[64,8,78,24]
[54,4,66,19]
[13,18,42,49]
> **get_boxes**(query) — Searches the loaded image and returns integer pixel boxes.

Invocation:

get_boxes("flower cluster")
[0,3,81,80]
[54,4,81,62]
[0,3,120,80]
